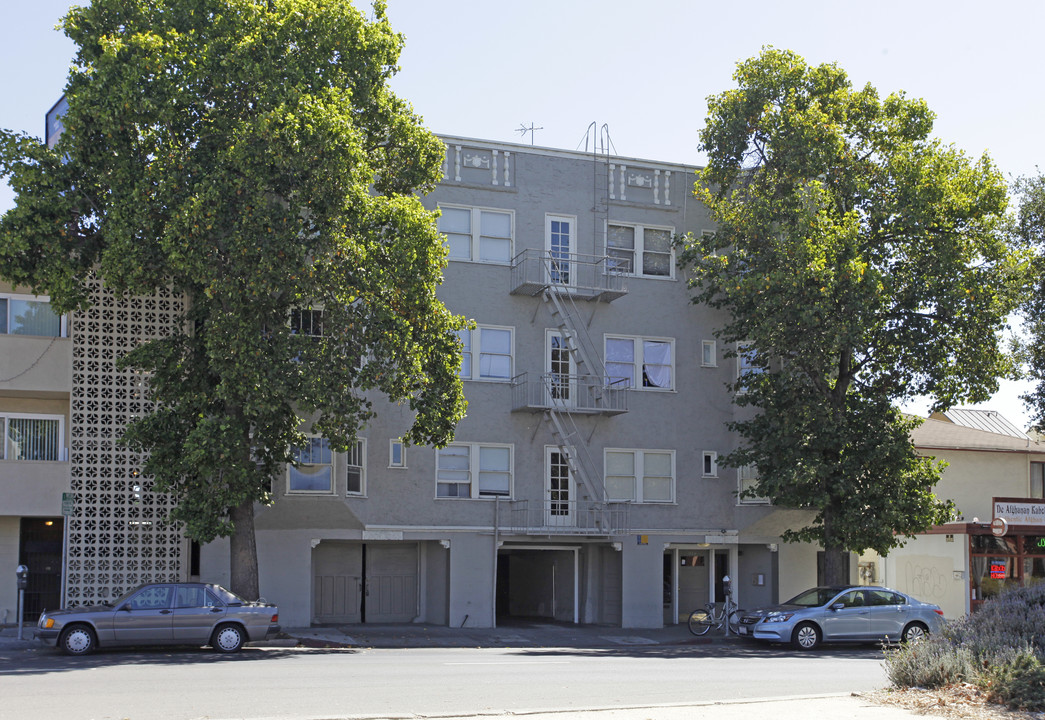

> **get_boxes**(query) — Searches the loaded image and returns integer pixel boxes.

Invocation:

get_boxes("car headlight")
[39,616,54,629]
[764,613,795,623]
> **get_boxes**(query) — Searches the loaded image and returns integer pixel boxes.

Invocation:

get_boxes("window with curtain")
[607,223,674,278]
[605,336,673,390]
[288,436,334,493]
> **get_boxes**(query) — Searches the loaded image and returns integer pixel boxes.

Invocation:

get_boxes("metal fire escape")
[507,124,629,535]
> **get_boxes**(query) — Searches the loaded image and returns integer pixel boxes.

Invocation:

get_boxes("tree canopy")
[1015,173,1045,428]
[0,0,467,598]
[680,48,1027,582]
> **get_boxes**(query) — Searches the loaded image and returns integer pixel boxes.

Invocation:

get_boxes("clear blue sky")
[3,0,1042,427]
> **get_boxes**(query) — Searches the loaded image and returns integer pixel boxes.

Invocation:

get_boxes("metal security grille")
[65,276,186,606]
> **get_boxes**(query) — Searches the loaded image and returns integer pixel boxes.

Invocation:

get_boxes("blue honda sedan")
[737,585,944,650]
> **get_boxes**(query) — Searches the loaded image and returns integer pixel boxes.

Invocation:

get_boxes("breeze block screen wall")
[65,275,186,605]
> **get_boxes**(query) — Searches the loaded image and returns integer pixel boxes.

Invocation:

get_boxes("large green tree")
[0,0,467,598]
[1015,173,1045,427]
[680,48,1027,583]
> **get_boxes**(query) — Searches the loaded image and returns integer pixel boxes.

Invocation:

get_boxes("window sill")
[435,496,514,501]
[447,258,512,267]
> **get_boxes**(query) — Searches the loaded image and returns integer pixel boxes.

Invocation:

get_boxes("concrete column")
[621,537,663,628]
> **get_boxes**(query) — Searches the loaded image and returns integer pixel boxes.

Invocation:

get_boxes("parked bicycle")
[687,575,740,636]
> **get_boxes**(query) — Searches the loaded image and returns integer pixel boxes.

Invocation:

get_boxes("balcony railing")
[499,500,630,536]
[511,373,628,415]
[510,249,628,301]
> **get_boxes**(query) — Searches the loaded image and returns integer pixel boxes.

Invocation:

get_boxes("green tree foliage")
[0,0,467,598]
[1014,173,1045,429]
[680,48,1026,582]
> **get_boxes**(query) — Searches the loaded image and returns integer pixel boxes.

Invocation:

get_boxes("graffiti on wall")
[903,559,949,602]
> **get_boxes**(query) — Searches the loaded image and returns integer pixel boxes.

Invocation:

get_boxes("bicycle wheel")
[726,610,741,635]
[687,608,713,635]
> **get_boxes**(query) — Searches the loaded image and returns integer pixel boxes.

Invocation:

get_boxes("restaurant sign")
[993,498,1045,527]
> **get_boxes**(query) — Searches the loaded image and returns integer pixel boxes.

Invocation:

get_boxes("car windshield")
[207,584,246,606]
[783,587,848,607]
[110,586,144,607]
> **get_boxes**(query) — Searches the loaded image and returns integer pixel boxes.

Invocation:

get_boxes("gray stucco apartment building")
[2,135,805,629]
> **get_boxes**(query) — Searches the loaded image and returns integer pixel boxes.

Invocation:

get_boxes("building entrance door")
[19,517,63,622]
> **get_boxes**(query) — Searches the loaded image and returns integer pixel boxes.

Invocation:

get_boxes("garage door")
[312,542,418,624]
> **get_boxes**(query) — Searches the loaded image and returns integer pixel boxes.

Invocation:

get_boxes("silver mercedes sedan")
[737,585,944,650]
[36,582,280,655]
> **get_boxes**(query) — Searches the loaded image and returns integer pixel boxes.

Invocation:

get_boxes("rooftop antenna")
[517,122,543,145]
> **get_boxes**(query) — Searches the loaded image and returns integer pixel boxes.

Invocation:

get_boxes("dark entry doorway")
[19,517,63,621]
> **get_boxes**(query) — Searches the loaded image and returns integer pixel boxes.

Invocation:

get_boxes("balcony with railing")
[510,249,628,301]
[511,373,628,415]
[498,499,630,536]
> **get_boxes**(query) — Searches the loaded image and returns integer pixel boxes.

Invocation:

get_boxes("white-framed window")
[438,205,513,263]
[389,439,406,469]
[546,214,576,285]
[286,437,365,495]
[457,325,513,381]
[288,436,335,494]
[605,449,675,503]
[702,451,718,478]
[0,294,67,338]
[738,465,769,504]
[1,413,64,461]
[701,340,717,367]
[606,223,674,278]
[436,443,512,499]
[604,335,674,390]
[345,439,365,494]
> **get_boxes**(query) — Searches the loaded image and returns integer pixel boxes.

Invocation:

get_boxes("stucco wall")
[0,516,19,624]
[872,534,968,619]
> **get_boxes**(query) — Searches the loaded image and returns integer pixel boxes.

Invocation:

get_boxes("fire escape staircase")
[509,250,630,535]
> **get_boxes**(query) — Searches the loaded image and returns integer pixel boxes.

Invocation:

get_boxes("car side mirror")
[831,602,845,611]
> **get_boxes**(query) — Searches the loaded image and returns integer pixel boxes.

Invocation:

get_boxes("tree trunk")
[820,508,849,585]
[821,546,849,585]
[229,497,260,600]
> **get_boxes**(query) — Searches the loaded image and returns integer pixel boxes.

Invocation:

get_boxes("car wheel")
[791,622,821,650]
[902,622,928,643]
[60,624,97,656]
[212,623,245,653]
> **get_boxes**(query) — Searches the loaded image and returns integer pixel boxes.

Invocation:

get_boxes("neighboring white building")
[861,414,1045,619]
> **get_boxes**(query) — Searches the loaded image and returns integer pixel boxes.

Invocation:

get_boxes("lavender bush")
[884,581,1045,709]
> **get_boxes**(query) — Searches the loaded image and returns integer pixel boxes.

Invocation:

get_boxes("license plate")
[739,626,748,635]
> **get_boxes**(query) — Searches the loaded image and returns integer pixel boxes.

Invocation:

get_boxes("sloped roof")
[912,416,1044,453]
[928,408,1028,440]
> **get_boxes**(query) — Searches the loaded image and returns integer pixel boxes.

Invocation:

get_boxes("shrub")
[884,635,974,688]
[883,581,1045,703]
[981,649,1045,711]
